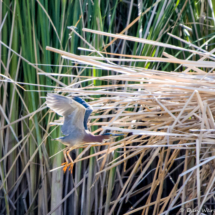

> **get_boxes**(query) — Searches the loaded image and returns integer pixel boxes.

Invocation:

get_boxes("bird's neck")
[83,134,109,143]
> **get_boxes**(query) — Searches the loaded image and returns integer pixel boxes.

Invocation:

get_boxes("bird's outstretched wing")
[46,93,86,135]
[73,97,93,130]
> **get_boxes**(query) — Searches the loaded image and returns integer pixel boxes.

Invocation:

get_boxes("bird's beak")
[112,133,125,136]
[103,133,125,136]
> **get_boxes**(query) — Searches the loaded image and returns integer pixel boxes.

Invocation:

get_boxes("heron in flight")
[46,93,124,173]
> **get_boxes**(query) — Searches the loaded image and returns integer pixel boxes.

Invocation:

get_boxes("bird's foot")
[68,163,74,173]
[61,162,70,173]
[61,162,74,173]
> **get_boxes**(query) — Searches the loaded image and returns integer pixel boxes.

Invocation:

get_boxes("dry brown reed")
[36,27,215,214]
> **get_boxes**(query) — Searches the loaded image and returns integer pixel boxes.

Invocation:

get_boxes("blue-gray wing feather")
[46,94,86,135]
[73,97,93,130]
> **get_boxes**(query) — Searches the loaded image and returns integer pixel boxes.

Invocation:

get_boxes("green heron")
[46,93,123,173]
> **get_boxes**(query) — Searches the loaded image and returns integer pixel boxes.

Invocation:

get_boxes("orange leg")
[63,150,69,163]
[61,149,70,173]
[61,147,76,173]
[66,147,75,173]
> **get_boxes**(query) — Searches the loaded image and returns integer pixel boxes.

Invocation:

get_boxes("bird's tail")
[51,137,64,141]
